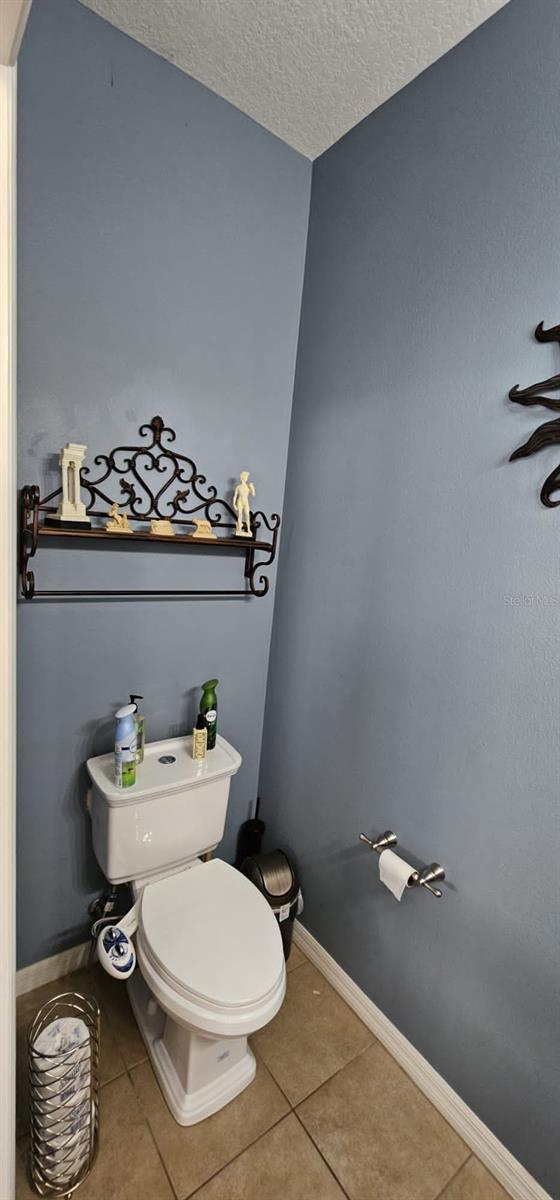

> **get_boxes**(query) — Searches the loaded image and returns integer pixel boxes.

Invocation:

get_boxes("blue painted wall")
[17,0,310,967]
[260,0,560,1191]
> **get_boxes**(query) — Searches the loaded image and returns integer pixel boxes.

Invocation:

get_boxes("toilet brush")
[235,796,265,867]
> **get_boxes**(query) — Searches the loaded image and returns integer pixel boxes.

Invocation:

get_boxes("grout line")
[250,1041,294,1110]
[149,1119,178,1197]
[249,1056,293,1108]
[126,1051,292,1200]
[125,1060,178,1199]
[286,957,308,976]
[101,1065,128,1087]
[252,952,377,1112]
[295,1070,473,1200]
[432,1155,474,1200]
[252,1037,375,1123]
[182,1110,291,1200]
[289,1030,475,1198]
[292,1107,351,1199]
[361,1040,474,1175]
[292,1039,376,1111]
[289,953,478,1189]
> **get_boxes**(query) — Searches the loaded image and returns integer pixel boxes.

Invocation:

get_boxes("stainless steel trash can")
[241,850,299,961]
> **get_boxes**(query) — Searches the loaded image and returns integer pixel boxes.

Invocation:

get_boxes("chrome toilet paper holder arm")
[358,831,445,898]
[412,863,446,898]
[359,830,397,854]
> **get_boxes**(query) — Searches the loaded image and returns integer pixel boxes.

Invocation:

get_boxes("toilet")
[86,734,286,1125]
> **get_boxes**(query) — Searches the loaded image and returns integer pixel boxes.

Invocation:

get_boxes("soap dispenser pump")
[129,694,144,764]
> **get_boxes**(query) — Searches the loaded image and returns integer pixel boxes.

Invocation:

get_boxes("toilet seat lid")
[139,859,284,1009]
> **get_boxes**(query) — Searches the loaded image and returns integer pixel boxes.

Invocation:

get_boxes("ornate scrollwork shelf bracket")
[19,416,280,600]
[509,321,560,507]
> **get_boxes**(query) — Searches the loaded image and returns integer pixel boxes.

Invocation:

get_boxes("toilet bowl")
[129,858,286,1124]
[86,734,286,1125]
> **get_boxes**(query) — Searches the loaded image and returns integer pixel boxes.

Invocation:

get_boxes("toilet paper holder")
[358,831,445,898]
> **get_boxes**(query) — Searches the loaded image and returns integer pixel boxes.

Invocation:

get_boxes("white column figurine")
[54,443,90,525]
[233,471,255,537]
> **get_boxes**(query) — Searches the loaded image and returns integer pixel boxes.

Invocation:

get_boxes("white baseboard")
[16,941,90,997]
[293,921,551,1200]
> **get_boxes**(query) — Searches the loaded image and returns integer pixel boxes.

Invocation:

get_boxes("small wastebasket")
[241,850,299,961]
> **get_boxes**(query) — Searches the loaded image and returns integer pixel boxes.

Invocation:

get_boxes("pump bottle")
[129,694,145,764]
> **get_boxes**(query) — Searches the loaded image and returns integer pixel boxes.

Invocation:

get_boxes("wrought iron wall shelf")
[20,415,280,599]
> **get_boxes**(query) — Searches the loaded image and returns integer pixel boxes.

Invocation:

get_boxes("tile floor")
[16,942,512,1200]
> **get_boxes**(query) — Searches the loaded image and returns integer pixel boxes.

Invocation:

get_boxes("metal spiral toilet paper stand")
[28,992,100,1197]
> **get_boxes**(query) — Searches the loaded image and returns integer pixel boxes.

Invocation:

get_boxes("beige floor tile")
[131,1056,289,1198]
[89,962,147,1069]
[439,1157,512,1199]
[251,961,373,1105]
[16,967,126,1137]
[16,1073,173,1200]
[298,1042,469,1200]
[15,1137,33,1199]
[287,942,306,972]
[191,1113,345,1200]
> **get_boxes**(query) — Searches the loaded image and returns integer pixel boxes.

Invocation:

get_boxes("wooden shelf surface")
[37,525,270,550]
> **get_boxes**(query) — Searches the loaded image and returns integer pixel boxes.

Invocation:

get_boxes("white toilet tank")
[87,734,242,885]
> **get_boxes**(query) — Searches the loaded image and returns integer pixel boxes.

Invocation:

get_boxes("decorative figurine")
[192,518,217,540]
[106,502,132,533]
[233,471,255,537]
[150,518,174,536]
[46,443,91,528]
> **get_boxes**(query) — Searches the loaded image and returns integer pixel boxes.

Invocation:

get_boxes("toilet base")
[128,971,257,1125]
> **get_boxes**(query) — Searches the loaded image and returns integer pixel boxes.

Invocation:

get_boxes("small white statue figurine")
[106,502,132,533]
[53,443,90,526]
[233,471,255,537]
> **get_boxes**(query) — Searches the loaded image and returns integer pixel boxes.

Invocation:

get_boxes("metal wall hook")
[358,831,446,898]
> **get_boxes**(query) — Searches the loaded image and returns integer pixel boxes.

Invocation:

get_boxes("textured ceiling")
[78,0,510,158]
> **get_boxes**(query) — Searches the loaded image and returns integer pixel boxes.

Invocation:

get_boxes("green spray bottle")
[200,679,218,750]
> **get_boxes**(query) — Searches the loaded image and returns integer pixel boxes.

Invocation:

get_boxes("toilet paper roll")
[32,1017,92,1185]
[379,849,416,901]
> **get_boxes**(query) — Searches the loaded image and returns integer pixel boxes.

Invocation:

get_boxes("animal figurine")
[150,519,175,536]
[192,518,216,540]
[106,502,132,533]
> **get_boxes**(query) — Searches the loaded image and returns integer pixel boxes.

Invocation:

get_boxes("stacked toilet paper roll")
[32,1017,92,1188]
[378,849,416,901]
